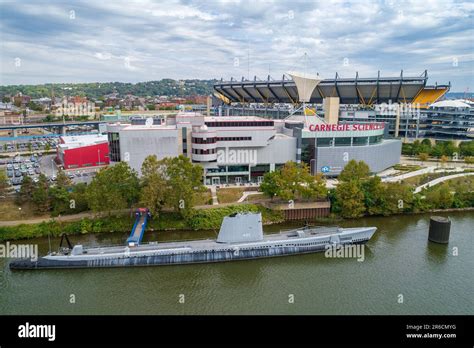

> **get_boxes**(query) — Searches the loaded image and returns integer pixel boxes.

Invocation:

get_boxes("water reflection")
[425,240,449,264]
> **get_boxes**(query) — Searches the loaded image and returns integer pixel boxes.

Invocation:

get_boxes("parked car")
[14,170,21,177]
[28,169,35,175]
[7,164,13,170]
[7,170,14,178]
[35,168,41,174]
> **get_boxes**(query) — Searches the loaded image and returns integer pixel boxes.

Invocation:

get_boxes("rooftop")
[430,100,472,109]
[59,134,108,149]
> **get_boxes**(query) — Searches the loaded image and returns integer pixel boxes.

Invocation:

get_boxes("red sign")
[308,123,385,132]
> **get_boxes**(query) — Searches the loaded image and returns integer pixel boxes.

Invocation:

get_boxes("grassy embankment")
[0,204,284,242]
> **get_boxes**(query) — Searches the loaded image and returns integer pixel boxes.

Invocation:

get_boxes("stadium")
[211,70,454,175]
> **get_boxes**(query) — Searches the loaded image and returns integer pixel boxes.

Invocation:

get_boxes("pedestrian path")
[414,172,474,193]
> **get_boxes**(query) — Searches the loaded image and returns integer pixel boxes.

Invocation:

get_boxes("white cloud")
[0,0,472,90]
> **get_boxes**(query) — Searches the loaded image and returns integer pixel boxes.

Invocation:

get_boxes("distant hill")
[0,79,217,99]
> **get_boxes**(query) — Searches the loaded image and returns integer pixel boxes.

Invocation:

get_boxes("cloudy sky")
[1,0,473,91]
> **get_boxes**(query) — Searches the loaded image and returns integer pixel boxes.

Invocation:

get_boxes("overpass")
[0,121,106,139]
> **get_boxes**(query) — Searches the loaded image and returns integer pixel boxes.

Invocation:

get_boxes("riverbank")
[0,204,286,242]
[1,200,473,242]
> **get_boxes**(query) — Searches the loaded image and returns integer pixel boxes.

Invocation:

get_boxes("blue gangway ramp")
[126,209,150,246]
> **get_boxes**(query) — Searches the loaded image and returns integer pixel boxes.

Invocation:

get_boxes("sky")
[0,0,473,91]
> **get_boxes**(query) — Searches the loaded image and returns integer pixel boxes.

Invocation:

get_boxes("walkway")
[237,191,262,203]
[381,166,464,183]
[414,172,474,193]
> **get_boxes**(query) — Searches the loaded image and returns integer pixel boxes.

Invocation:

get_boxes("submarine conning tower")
[217,212,263,244]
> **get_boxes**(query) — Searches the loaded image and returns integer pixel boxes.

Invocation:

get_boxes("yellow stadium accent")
[412,88,449,109]
[304,107,316,116]
[213,92,231,105]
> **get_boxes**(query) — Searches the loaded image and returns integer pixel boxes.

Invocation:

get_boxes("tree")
[362,176,385,215]
[49,185,70,216]
[431,144,444,158]
[17,175,35,204]
[260,171,280,199]
[139,155,167,216]
[418,152,429,165]
[259,161,327,201]
[86,162,140,214]
[32,174,51,212]
[338,160,370,183]
[160,155,203,218]
[379,182,414,215]
[0,171,9,197]
[56,170,72,189]
[440,155,449,167]
[334,180,366,218]
[69,183,89,213]
[426,183,454,209]
[459,141,474,157]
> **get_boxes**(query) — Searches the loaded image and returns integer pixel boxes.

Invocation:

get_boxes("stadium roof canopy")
[214,70,450,105]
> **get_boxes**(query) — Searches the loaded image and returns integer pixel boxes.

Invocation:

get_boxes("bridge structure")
[0,121,106,140]
[214,70,450,106]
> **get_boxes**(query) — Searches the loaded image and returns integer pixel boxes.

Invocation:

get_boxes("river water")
[0,212,472,315]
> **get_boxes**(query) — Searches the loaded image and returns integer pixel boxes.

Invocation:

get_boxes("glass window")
[353,137,368,146]
[369,135,382,144]
[316,138,332,147]
[335,137,351,146]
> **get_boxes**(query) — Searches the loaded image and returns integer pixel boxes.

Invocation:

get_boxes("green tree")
[459,141,474,156]
[362,176,385,215]
[425,183,454,209]
[338,160,370,183]
[259,162,327,201]
[56,170,72,189]
[334,180,366,218]
[86,162,140,214]
[49,185,70,216]
[69,183,89,213]
[0,171,9,197]
[380,182,414,215]
[17,175,35,204]
[160,155,203,218]
[139,155,167,216]
[32,174,51,212]
[260,170,280,199]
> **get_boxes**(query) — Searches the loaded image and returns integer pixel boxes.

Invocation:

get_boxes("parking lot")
[0,136,60,153]
[1,152,98,193]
